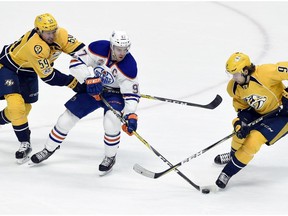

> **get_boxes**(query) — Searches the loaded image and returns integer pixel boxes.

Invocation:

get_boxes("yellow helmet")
[226,52,251,74]
[34,13,58,32]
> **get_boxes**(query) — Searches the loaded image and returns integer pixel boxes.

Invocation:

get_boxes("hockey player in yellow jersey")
[214,52,288,189]
[0,13,86,163]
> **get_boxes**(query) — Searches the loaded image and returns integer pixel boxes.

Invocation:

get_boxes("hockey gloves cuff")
[233,118,250,139]
[122,113,138,136]
[281,88,288,116]
[85,77,103,101]
[67,76,86,93]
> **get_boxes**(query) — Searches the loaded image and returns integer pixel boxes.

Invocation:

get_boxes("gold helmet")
[226,52,251,74]
[34,13,58,32]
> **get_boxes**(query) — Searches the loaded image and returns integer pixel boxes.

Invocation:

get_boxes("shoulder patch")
[34,45,43,54]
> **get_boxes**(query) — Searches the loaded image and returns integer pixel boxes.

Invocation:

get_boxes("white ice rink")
[1,1,288,215]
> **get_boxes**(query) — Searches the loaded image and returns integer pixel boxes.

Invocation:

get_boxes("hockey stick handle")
[149,105,283,178]
[100,95,201,191]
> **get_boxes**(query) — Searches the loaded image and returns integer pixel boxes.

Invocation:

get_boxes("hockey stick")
[140,94,223,109]
[100,96,214,192]
[133,105,283,179]
[103,89,222,109]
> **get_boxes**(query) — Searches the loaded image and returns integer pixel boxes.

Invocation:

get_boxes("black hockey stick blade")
[201,94,223,109]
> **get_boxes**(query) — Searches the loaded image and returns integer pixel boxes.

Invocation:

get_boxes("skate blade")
[27,160,38,166]
[98,168,113,176]
[16,156,30,164]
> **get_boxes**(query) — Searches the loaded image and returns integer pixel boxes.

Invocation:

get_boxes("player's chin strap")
[133,105,283,180]
[100,95,211,192]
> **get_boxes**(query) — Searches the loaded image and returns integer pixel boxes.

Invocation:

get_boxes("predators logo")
[5,79,14,86]
[244,94,267,110]
[34,45,42,54]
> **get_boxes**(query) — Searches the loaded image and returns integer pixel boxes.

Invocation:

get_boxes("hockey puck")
[201,189,210,194]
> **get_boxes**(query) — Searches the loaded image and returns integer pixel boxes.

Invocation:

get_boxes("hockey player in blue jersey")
[0,13,85,163]
[30,30,140,175]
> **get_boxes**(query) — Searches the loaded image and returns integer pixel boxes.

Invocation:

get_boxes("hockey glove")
[67,75,86,93]
[232,117,250,139]
[85,77,103,101]
[122,113,138,136]
[281,88,288,116]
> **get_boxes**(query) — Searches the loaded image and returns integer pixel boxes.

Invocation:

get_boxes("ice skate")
[15,142,32,164]
[216,172,231,189]
[99,156,116,176]
[30,146,60,165]
[214,152,231,165]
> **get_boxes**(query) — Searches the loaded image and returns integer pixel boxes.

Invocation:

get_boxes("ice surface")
[1,1,288,215]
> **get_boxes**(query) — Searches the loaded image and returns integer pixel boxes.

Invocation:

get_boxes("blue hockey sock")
[222,155,246,177]
[13,123,31,142]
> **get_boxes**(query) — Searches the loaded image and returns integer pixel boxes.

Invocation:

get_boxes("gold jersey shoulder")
[227,62,288,113]
[7,27,83,78]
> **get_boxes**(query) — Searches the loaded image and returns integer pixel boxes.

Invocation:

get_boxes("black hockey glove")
[237,107,261,124]
[232,118,250,139]
[232,107,261,139]
[280,88,288,116]
[67,75,86,93]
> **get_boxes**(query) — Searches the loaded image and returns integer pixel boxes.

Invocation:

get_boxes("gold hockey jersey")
[227,62,288,114]
[0,27,84,78]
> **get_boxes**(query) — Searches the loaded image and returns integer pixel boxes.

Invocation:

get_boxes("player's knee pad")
[4,93,27,125]
[235,130,267,164]
[103,110,121,134]
[56,109,80,133]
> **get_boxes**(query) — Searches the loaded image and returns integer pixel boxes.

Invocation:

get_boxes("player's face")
[40,29,57,44]
[112,46,129,62]
[232,72,246,84]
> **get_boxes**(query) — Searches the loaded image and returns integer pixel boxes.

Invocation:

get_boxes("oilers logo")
[93,66,115,85]
[244,94,267,110]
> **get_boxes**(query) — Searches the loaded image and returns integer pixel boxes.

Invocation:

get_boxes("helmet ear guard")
[34,13,58,32]
[226,52,252,74]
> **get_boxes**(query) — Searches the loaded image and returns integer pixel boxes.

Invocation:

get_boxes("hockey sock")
[48,126,67,144]
[104,132,120,157]
[222,155,246,177]
[13,123,31,142]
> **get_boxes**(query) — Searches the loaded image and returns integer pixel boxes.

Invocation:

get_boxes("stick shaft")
[101,96,201,191]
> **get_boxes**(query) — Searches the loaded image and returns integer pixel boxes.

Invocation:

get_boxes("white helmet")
[110,30,131,50]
